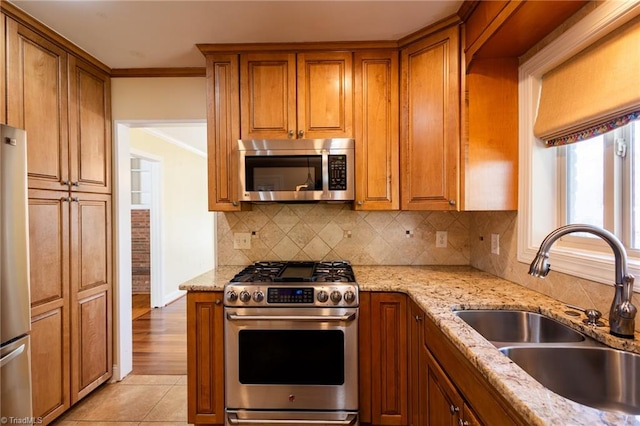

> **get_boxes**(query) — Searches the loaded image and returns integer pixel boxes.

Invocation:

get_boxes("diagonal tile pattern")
[217,204,471,265]
[53,376,188,426]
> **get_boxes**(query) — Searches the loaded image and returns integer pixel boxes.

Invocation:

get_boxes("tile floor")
[53,375,188,426]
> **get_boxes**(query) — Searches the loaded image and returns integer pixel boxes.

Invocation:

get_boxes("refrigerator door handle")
[0,343,25,368]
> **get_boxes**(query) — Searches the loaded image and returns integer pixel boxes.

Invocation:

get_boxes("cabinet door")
[354,50,399,210]
[69,193,112,403]
[6,19,69,191]
[240,53,296,139]
[400,25,460,210]
[187,292,225,425]
[408,300,423,426]
[370,293,408,425]
[297,51,353,139]
[28,190,70,423]
[68,56,111,194]
[424,348,464,426]
[206,54,241,211]
[1,13,6,124]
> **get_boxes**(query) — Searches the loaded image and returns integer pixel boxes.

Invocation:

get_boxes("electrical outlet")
[343,230,352,238]
[436,231,447,248]
[491,233,500,255]
[406,230,414,238]
[233,232,251,249]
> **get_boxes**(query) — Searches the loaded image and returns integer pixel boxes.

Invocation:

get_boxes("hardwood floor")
[132,293,151,320]
[132,296,187,375]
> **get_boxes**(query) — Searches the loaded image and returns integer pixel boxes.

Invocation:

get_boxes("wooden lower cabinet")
[360,292,409,426]
[187,292,225,425]
[28,190,112,424]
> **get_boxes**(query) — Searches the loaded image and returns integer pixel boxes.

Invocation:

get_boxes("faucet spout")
[529,224,637,339]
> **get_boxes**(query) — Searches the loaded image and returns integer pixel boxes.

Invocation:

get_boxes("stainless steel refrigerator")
[1,124,33,423]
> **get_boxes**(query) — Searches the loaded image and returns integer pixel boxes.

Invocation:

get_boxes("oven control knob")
[317,290,329,303]
[252,291,264,303]
[239,290,251,303]
[330,290,342,303]
[344,290,356,304]
[226,290,238,302]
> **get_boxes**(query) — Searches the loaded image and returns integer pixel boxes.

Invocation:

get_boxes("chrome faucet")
[529,224,637,339]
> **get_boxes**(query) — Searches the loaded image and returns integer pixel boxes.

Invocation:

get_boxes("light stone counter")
[180,265,640,426]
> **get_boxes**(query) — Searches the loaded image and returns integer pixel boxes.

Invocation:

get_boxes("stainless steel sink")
[453,310,586,344]
[500,345,640,415]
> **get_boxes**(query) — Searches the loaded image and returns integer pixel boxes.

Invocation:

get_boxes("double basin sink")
[453,309,640,415]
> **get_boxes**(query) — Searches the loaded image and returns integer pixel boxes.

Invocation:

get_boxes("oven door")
[224,307,358,412]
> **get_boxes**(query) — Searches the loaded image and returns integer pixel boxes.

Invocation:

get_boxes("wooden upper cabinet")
[68,57,111,194]
[241,53,296,139]
[206,54,241,211]
[354,50,399,210]
[400,25,460,210]
[297,52,353,139]
[6,19,70,192]
[240,51,353,140]
[1,13,6,124]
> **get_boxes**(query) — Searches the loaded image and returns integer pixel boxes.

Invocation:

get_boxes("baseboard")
[163,289,186,306]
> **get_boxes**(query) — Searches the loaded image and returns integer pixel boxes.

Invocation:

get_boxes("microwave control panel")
[328,155,348,190]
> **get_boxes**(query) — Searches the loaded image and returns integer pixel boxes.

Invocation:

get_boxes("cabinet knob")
[449,199,456,206]
[458,420,469,426]
[215,299,222,305]
[62,180,71,186]
[232,201,238,206]
[72,181,80,187]
[71,197,79,202]
[61,196,71,202]
[288,130,294,138]
[298,130,304,138]
[449,404,460,415]
[357,201,363,206]
[415,315,422,321]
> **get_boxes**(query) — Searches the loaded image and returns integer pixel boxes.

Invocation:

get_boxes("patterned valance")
[545,111,640,147]
[534,15,640,146]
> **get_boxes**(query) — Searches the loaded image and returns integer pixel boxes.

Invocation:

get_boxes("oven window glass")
[238,330,344,385]
[245,156,322,191]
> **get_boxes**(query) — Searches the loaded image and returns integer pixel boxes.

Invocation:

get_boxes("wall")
[131,128,214,300]
[131,209,150,293]
[217,205,470,265]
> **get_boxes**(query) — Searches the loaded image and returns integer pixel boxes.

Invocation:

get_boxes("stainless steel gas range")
[223,261,359,426]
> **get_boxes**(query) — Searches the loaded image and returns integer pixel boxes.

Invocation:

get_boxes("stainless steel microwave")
[238,138,355,202]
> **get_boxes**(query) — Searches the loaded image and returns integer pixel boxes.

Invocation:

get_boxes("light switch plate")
[491,233,500,255]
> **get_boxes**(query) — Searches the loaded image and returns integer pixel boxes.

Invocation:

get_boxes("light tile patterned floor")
[52,375,188,426]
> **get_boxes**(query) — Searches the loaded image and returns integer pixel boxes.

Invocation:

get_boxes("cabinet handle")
[62,180,71,186]
[71,197,79,202]
[72,181,80,187]
[449,404,460,415]
[232,201,238,207]
[449,199,456,206]
[288,130,294,139]
[61,196,71,202]
[215,299,222,306]
[415,315,422,321]
[298,130,304,138]
[357,201,363,206]
[458,420,469,426]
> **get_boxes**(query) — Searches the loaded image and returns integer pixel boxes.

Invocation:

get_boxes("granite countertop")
[180,265,640,426]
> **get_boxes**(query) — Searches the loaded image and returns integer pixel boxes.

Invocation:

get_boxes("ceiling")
[9,0,463,69]
[8,0,462,155]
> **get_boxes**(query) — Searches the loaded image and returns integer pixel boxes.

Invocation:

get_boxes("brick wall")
[131,209,151,293]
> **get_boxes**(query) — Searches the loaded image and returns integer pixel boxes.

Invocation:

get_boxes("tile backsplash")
[217,203,470,266]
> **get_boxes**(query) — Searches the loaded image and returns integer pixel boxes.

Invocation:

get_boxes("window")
[558,121,639,255]
[518,1,640,291]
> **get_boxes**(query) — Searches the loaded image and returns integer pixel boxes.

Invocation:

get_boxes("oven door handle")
[225,312,357,322]
[227,413,357,425]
